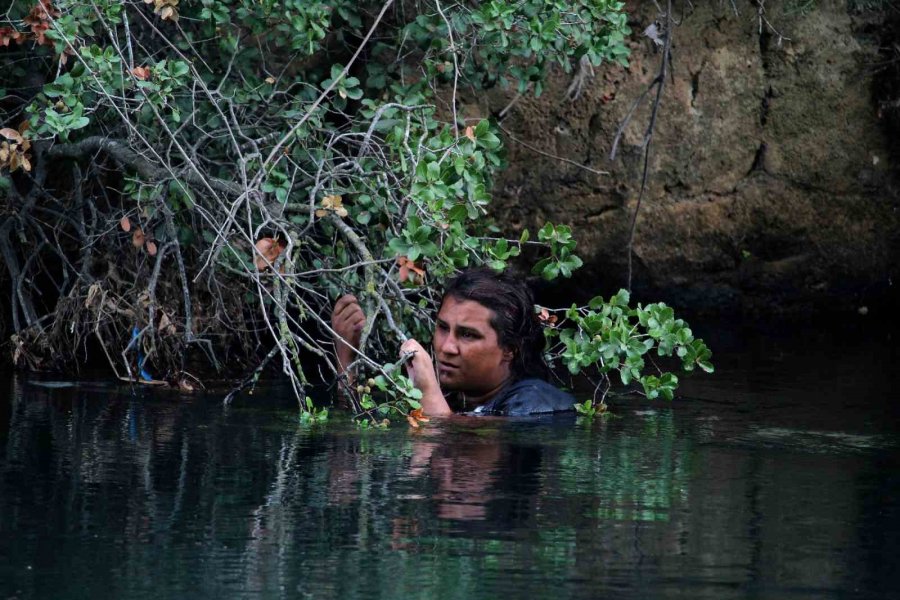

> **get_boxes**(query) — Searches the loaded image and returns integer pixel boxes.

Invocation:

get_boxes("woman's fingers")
[332,294,366,337]
[333,294,358,311]
[333,295,363,322]
[338,311,365,331]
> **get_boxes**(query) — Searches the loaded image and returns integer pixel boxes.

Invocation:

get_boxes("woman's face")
[432,296,512,395]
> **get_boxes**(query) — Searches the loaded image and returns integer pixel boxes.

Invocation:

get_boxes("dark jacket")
[469,378,575,416]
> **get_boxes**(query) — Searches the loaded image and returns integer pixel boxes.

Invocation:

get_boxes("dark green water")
[1,320,898,599]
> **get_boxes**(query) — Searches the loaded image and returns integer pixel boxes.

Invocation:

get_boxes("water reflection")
[1,365,899,599]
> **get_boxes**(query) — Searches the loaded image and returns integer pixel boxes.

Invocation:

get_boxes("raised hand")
[331,294,365,373]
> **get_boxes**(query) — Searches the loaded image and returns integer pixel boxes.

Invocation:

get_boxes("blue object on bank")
[131,326,154,382]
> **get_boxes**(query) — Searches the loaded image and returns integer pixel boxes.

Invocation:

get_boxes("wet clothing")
[469,378,575,416]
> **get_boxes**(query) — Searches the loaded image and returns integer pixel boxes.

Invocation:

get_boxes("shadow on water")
[1,317,899,599]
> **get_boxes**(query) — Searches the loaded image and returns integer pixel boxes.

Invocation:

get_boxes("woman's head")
[438,268,548,381]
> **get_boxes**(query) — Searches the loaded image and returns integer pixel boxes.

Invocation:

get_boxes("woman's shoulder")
[474,378,575,416]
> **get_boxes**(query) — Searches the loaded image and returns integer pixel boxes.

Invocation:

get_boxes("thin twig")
[610,0,674,292]
[497,123,610,176]
[256,0,395,178]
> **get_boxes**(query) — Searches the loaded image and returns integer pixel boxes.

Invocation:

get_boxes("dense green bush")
[0,0,711,423]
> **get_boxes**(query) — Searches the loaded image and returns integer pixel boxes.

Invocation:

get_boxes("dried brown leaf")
[158,311,176,335]
[0,128,22,143]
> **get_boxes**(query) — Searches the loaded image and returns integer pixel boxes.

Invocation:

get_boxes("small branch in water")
[223,345,279,405]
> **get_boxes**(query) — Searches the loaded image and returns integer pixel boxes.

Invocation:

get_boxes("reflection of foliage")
[557,411,691,522]
[2,383,700,598]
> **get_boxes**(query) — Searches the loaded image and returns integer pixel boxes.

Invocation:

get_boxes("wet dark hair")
[440,267,548,380]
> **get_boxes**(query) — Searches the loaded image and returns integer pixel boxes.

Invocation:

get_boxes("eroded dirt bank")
[469,1,900,315]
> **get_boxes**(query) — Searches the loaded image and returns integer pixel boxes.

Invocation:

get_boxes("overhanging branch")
[46,136,243,197]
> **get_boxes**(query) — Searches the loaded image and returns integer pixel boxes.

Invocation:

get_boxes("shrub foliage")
[0,0,711,422]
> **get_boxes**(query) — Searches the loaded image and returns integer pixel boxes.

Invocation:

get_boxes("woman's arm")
[399,338,453,416]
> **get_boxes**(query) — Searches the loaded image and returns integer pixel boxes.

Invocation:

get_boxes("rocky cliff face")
[468,1,900,315]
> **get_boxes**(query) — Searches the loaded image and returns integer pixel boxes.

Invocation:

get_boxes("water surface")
[1,319,898,599]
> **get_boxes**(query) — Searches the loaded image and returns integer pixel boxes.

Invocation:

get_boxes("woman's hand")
[331,294,365,373]
[400,338,452,416]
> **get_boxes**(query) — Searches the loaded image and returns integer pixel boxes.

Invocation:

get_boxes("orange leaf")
[396,255,425,284]
[464,125,476,141]
[132,228,145,248]
[536,307,558,325]
[406,415,420,428]
[254,237,285,271]
[39,0,60,18]
[131,66,151,80]
[120,216,131,232]
[31,21,50,46]
[146,240,158,256]
[410,408,430,423]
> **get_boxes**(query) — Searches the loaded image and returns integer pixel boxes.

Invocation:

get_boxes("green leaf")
[448,203,468,222]
[541,262,560,281]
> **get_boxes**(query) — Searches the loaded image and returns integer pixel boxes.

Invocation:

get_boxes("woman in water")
[331,268,574,416]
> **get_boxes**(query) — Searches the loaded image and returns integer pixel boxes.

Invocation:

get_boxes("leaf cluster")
[543,289,714,412]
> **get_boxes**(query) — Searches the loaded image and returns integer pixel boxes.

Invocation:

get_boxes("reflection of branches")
[242,430,303,586]
[609,0,674,292]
